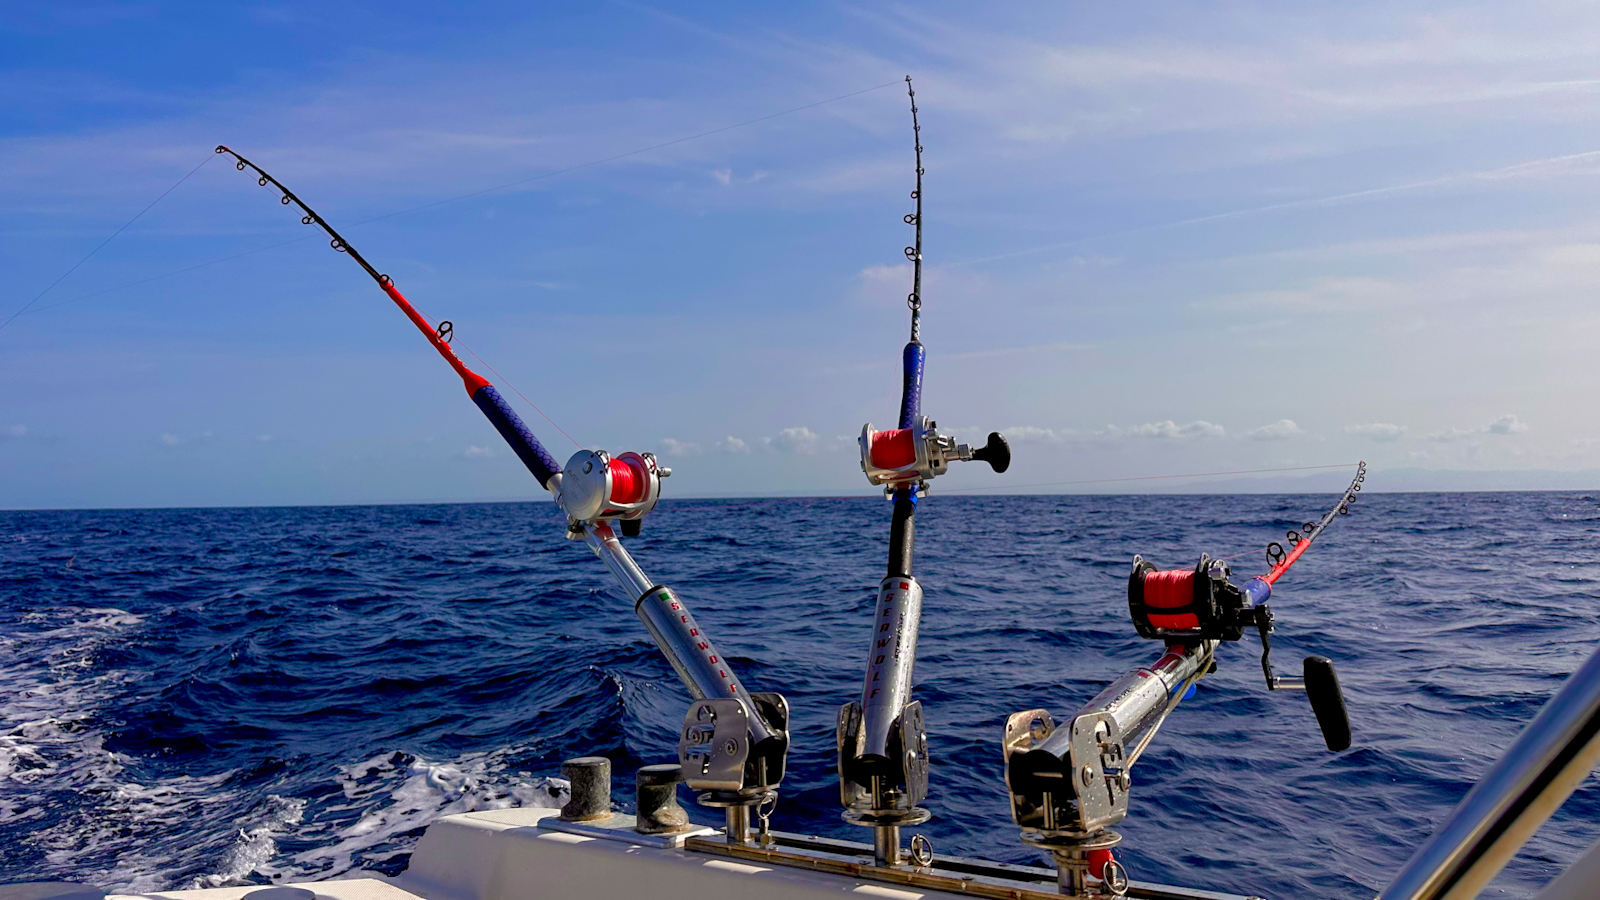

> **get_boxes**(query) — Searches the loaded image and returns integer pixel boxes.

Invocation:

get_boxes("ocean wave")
[1,495,1597,898]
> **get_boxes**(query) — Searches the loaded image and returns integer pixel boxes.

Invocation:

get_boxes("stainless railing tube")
[1379,644,1600,900]
[584,522,773,744]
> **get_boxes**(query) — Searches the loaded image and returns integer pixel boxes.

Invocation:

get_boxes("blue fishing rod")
[838,77,1011,868]
[217,145,789,843]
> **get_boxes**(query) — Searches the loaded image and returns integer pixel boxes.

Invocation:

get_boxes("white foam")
[0,602,570,892]
[285,751,569,879]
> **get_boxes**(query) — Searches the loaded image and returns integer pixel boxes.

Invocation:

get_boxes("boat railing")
[1378,642,1600,900]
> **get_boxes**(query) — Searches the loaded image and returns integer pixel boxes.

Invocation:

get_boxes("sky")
[6,1,1600,507]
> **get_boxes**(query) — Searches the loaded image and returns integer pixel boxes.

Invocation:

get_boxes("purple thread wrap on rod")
[898,341,925,430]
[471,384,562,488]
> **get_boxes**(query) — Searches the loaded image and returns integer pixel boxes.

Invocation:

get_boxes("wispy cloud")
[659,437,702,456]
[1488,414,1530,435]
[1114,420,1226,440]
[766,426,821,454]
[1345,422,1406,442]
[1246,419,1304,441]
[1429,414,1530,442]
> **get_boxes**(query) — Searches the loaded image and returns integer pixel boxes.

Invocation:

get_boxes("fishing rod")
[1001,461,1366,898]
[216,145,790,844]
[837,77,1011,869]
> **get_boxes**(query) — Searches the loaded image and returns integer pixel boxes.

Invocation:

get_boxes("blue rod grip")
[898,341,925,430]
[471,384,562,488]
[1242,576,1272,606]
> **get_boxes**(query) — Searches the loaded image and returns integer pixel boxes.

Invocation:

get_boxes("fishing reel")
[557,449,669,537]
[1126,554,1253,642]
[859,416,1010,488]
[1127,554,1351,752]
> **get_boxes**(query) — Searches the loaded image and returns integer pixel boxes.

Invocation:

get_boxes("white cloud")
[999,425,1065,443]
[1246,419,1304,441]
[463,445,495,458]
[767,426,820,454]
[711,168,732,186]
[659,438,702,456]
[716,436,749,454]
[160,433,180,446]
[1,425,25,441]
[256,434,274,443]
[1429,414,1531,442]
[1488,414,1530,434]
[1345,423,1406,442]
[1115,420,1226,440]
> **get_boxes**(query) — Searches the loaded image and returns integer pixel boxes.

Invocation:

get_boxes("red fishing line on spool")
[1141,569,1199,631]
[869,428,916,469]
[608,456,649,505]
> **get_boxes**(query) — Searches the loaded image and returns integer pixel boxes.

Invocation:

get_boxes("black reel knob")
[971,431,1011,474]
[1304,656,1351,752]
[620,518,643,538]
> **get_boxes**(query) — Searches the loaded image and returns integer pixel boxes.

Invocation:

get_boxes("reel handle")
[970,432,1011,473]
[1304,655,1352,752]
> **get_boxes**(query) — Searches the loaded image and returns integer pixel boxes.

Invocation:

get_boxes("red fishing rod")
[217,145,793,844]
[213,146,563,489]
[1123,459,1367,750]
[1002,462,1367,892]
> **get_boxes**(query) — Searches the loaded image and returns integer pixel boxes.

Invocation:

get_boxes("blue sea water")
[1,493,1598,899]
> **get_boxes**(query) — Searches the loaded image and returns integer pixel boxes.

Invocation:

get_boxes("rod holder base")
[1020,830,1126,899]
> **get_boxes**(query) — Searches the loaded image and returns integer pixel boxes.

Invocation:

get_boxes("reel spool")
[1126,555,1250,643]
[559,449,669,534]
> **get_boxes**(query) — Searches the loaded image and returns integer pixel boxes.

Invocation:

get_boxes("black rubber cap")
[1304,655,1351,752]
[972,431,1011,474]
[620,518,642,538]
[0,885,103,900]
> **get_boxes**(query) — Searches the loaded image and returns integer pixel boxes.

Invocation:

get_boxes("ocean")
[1,492,1597,899]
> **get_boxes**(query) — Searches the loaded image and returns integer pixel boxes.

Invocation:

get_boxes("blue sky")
[6,2,1600,507]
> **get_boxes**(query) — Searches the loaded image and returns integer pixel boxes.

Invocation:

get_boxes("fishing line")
[16,79,902,323]
[935,462,1362,494]
[217,144,590,452]
[0,150,216,334]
